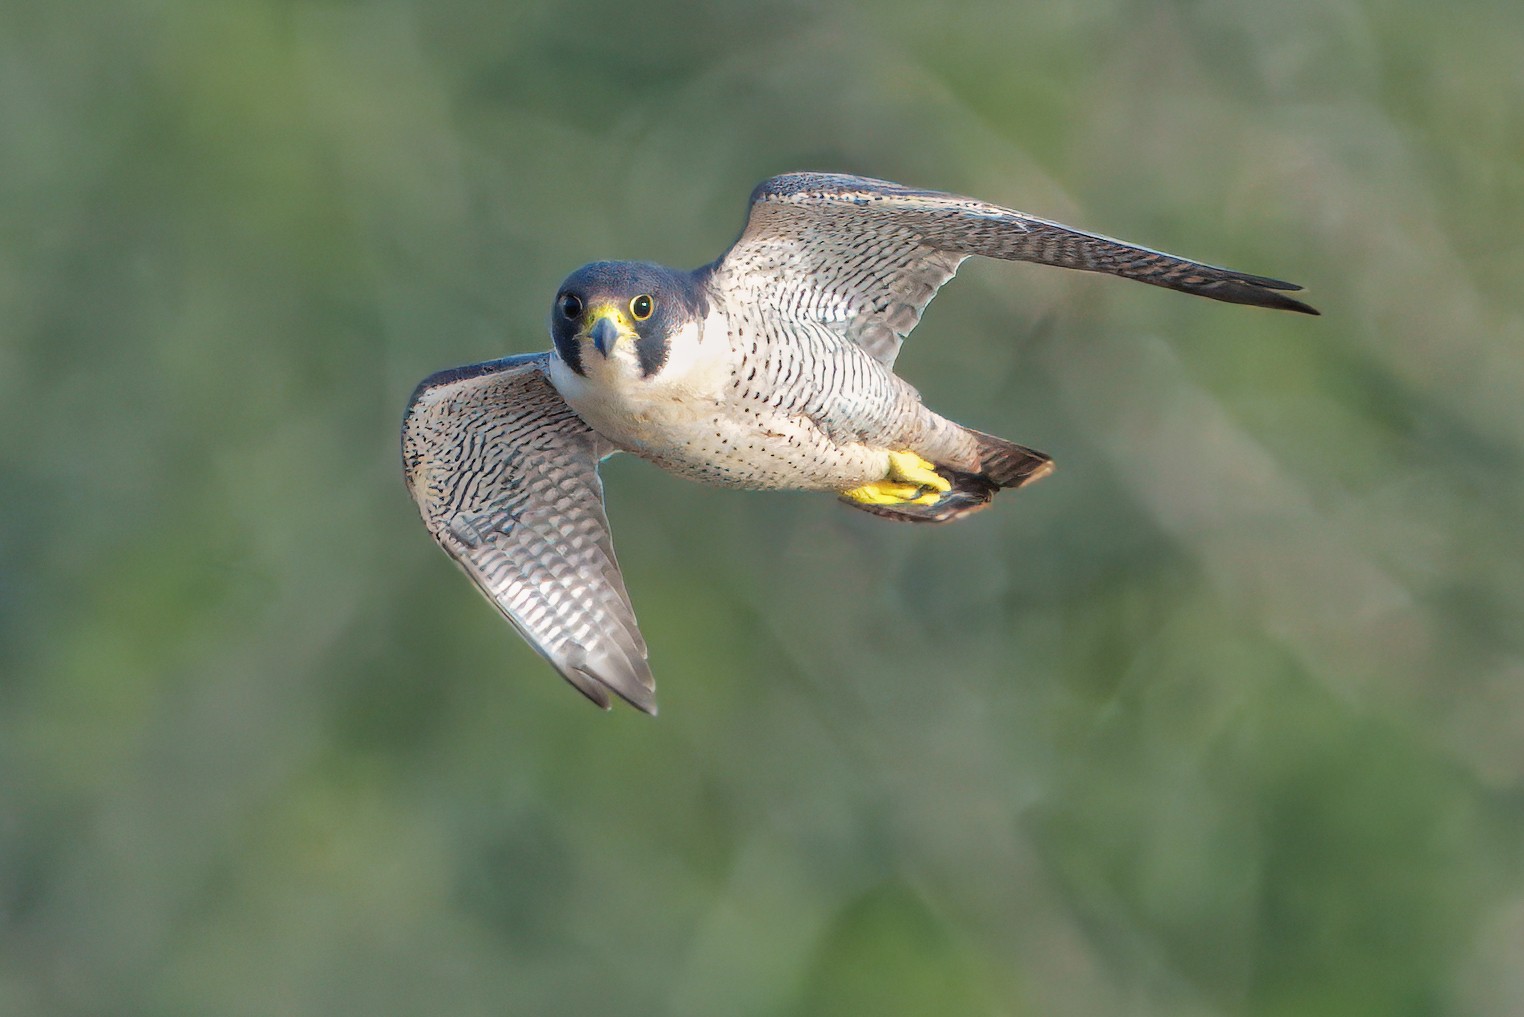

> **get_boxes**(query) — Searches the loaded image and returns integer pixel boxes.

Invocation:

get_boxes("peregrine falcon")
[403,173,1316,713]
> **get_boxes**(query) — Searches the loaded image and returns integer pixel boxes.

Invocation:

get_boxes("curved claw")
[842,480,940,506]
[886,450,951,492]
[841,451,950,506]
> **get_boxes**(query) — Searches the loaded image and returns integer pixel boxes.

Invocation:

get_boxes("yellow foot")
[886,450,952,494]
[840,451,951,506]
[841,481,941,506]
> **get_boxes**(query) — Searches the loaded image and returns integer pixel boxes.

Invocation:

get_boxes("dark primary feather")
[402,354,655,713]
[709,172,1317,367]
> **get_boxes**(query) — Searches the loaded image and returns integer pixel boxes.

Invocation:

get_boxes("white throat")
[548,304,732,448]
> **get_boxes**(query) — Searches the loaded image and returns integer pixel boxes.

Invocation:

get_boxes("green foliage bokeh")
[3,2,1523,1015]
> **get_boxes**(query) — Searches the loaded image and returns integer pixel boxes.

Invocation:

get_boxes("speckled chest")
[548,304,909,491]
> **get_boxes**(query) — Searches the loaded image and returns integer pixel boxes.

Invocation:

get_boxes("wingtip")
[1211,278,1320,316]
[1226,271,1320,316]
[614,684,659,717]
[563,668,614,710]
[1266,291,1321,316]
[1249,280,1322,315]
[564,665,658,716]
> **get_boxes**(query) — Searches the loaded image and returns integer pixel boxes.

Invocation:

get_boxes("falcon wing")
[402,353,655,713]
[708,172,1317,367]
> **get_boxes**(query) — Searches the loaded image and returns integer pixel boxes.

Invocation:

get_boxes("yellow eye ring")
[630,294,654,321]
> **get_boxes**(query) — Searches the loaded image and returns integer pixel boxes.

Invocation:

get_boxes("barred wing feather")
[710,172,1316,367]
[402,353,654,713]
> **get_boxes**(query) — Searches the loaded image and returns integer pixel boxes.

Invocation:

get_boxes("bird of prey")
[403,173,1316,713]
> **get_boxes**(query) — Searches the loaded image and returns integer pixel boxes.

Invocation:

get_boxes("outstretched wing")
[402,353,654,713]
[708,172,1318,366]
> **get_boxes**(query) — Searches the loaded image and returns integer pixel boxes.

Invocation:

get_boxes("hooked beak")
[587,313,622,358]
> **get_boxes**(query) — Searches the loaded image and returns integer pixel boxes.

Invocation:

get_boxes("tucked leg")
[886,450,951,493]
[840,450,950,507]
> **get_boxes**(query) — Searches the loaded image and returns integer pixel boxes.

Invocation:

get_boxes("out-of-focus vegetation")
[3,2,1522,1015]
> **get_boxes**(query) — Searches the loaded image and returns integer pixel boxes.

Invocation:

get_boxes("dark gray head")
[549,261,710,378]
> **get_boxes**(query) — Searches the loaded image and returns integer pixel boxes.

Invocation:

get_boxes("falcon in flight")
[403,173,1316,713]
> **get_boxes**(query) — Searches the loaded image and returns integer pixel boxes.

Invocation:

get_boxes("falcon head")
[549,261,710,381]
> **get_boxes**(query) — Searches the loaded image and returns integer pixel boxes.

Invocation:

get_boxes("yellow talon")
[886,450,951,493]
[840,451,949,506]
[842,481,929,505]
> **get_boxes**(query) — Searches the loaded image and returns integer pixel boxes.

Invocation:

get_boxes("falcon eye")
[630,294,654,321]
[559,293,583,320]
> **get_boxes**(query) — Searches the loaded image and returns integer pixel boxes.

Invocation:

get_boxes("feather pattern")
[402,354,654,712]
[708,172,1317,367]
[405,173,1317,712]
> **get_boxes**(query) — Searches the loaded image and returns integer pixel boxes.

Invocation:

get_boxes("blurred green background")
[4,1,1523,1015]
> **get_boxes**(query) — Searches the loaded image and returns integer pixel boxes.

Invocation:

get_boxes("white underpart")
[549,301,975,492]
[548,305,733,456]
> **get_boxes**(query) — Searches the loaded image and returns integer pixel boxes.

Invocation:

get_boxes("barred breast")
[664,305,980,491]
[551,295,979,493]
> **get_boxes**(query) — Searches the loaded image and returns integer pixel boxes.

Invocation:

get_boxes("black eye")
[559,293,583,319]
[630,294,654,321]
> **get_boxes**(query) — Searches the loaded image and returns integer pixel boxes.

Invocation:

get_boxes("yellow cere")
[582,303,636,334]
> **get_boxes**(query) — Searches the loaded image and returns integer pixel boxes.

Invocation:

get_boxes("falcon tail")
[843,429,1053,524]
